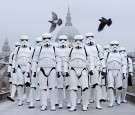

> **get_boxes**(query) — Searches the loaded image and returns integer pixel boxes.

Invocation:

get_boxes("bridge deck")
[0,100,135,115]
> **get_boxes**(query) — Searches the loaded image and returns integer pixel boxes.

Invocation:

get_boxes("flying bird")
[98,17,112,32]
[48,12,62,33]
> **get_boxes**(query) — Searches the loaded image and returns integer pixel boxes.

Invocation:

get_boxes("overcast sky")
[0,0,135,52]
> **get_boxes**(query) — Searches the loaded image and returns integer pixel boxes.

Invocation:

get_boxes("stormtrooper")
[100,45,110,102]
[105,41,126,107]
[55,35,71,109]
[32,33,57,111]
[119,47,133,103]
[7,42,20,101]
[28,37,42,108]
[85,33,106,110]
[69,35,89,111]
[11,35,34,106]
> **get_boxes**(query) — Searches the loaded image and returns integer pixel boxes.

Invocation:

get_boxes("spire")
[65,6,72,26]
[2,36,10,52]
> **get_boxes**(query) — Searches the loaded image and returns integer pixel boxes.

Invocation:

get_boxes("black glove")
[33,72,36,77]
[57,72,61,78]
[129,73,133,78]
[101,71,106,76]
[27,72,30,78]
[25,82,30,87]
[65,72,69,77]
[89,70,93,75]
[13,68,16,73]
[123,73,126,80]
[7,72,11,78]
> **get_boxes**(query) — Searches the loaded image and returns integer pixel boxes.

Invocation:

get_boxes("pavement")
[0,100,135,115]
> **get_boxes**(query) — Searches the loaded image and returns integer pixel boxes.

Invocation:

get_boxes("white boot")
[69,90,77,112]
[7,84,17,102]
[50,89,56,111]
[65,88,71,108]
[77,87,82,104]
[18,86,24,106]
[29,88,36,108]
[108,88,114,107]
[116,89,122,105]
[95,86,102,110]
[58,88,64,109]
[122,88,127,103]
[101,86,107,102]
[82,90,88,111]
[25,86,30,103]
[36,86,40,101]
[90,87,94,103]
[40,89,47,111]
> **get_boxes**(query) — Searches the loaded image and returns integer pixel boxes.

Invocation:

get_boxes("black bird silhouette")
[48,12,62,33]
[98,17,112,32]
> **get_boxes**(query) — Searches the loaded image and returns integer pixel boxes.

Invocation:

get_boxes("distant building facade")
[0,39,11,61]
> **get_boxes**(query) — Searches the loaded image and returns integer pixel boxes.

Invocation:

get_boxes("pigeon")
[98,17,112,32]
[48,12,62,33]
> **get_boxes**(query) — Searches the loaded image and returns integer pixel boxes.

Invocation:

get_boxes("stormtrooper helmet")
[85,33,95,45]
[119,47,127,57]
[103,45,110,52]
[58,35,68,48]
[15,42,20,47]
[20,35,29,47]
[110,40,119,52]
[74,35,84,49]
[35,37,42,46]
[42,33,52,47]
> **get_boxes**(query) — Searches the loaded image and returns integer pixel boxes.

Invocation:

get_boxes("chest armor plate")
[38,47,56,67]
[70,48,86,68]
[107,53,122,70]
[17,48,31,66]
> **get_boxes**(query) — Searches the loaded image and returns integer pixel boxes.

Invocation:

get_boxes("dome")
[56,26,79,42]
[55,6,80,43]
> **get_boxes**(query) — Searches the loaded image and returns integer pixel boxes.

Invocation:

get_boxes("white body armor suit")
[12,35,34,106]
[32,33,57,111]
[12,47,34,85]
[119,47,133,103]
[32,45,56,90]
[85,44,105,86]
[69,35,89,111]
[29,37,42,108]
[7,42,20,102]
[69,47,88,90]
[105,41,126,107]
[85,33,106,110]
[105,52,126,88]
[55,46,71,108]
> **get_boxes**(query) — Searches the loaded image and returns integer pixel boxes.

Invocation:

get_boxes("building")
[0,39,11,61]
[55,7,80,46]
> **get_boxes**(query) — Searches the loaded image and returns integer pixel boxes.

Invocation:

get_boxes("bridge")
[0,61,9,65]
[0,95,135,115]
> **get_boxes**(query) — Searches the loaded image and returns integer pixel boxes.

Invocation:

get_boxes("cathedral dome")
[55,7,80,43]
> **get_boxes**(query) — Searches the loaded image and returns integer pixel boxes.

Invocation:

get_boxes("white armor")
[105,41,126,107]
[55,35,71,108]
[32,33,57,111]
[12,36,34,106]
[69,35,89,111]
[119,47,133,103]
[85,33,106,109]
[7,42,20,102]
[28,37,42,108]
[100,45,110,102]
